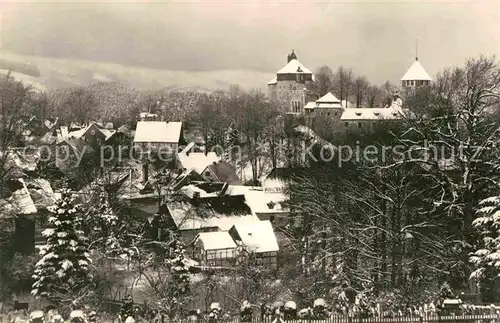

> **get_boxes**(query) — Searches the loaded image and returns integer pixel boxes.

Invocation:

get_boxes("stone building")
[268,50,315,114]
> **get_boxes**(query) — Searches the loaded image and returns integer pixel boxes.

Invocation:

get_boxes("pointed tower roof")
[276,59,312,74]
[401,59,432,81]
[317,92,340,103]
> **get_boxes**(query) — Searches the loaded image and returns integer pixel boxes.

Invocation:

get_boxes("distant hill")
[2,51,273,93]
[0,59,41,77]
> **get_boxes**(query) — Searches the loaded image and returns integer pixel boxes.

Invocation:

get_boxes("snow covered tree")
[470,196,500,301]
[84,186,122,256]
[119,294,135,322]
[166,239,190,304]
[31,188,93,305]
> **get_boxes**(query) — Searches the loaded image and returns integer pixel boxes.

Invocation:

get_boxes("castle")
[267,50,315,114]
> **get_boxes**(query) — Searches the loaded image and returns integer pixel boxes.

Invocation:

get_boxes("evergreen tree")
[85,187,122,255]
[438,282,454,299]
[31,188,92,304]
[167,239,190,299]
[157,238,191,318]
[120,294,135,321]
[470,196,500,301]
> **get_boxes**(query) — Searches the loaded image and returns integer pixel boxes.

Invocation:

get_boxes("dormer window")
[355,112,362,116]
[267,201,276,209]
[373,112,380,116]
[297,67,303,72]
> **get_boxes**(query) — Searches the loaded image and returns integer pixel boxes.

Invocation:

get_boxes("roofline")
[400,77,432,81]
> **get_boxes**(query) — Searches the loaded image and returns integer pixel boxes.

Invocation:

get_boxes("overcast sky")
[1,0,499,84]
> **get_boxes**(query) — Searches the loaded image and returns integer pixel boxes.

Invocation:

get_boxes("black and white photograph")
[0,1,499,323]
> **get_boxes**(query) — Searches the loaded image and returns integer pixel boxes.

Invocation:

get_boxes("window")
[344,122,349,127]
[334,112,338,116]
[269,216,275,223]
[205,171,211,176]
[327,112,331,117]
[291,100,301,113]
[358,122,362,128]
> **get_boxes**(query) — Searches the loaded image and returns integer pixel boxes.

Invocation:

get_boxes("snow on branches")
[31,188,92,303]
[470,196,500,279]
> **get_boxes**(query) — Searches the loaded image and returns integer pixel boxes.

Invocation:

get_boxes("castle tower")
[401,43,431,90]
[268,50,314,114]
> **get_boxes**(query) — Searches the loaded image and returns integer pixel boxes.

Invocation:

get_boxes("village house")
[162,194,259,246]
[304,92,344,118]
[0,176,56,254]
[133,121,185,153]
[340,95,404,132]
[191,231,237,267]
[201,161,241,185]
[177,143,220,174]
[228,220,279,270]
[175,181,290,228]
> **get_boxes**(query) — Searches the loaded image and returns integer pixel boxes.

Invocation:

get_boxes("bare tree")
[311,66,334,98]
[333,66,354,104]
[353,76,369,108]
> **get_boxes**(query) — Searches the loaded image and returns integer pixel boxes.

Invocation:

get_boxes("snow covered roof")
[231,220,279,253]
[180,184,219,199]
[268,77,277,85]
[276,59,312,75]
[194,231,237,250]
[178,151,220,174]
[226,185,288,214]
[0,178,37,216]
[3,148,40,173]
[304,102,316,110]
[317,92,340,103]
[133,121,182,143]
[401,60,432,81]
[26,178,56,210]
[167,198,259,231]
[340,107,404,121]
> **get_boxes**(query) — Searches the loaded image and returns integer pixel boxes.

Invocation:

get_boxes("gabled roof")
[304,102,316,110]
[401,60,432,81]
[317,92,341,103]
[276,59,312,75]
[0,178,37,216]
[193,231,237,250]
[167,197,259,231]
[178,151,220,174]
[204,162,241,185]
[231,220,279,253]
[133,121,182,143]
[340,107,404,121]
[226,185,288,214]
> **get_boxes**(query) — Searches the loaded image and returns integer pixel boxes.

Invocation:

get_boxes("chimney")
[192,191,201,206]
[142,162,149,183]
